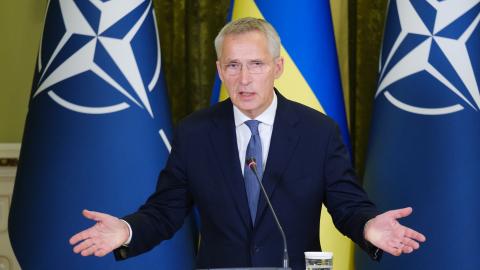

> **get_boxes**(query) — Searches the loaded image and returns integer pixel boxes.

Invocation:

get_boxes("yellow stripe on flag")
[218,1,355,270]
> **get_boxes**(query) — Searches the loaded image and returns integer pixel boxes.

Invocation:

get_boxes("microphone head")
[246,157,257,170]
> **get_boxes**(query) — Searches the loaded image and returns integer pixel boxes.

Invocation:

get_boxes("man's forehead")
[222,30,268,45]
[220,33,271,60]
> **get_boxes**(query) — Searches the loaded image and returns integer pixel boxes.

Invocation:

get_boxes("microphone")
[246,157,289,269]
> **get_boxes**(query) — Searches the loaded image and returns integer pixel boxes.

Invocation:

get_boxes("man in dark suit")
[70,17,425,269]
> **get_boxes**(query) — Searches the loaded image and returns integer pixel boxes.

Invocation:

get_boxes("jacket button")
[254,247,260,253]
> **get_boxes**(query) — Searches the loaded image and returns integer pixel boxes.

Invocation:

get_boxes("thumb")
[82,209,109,222]
[388,207,413,219]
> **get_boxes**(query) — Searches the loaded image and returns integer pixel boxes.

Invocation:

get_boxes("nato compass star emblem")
[34,0,161,118]
[376,0,480,115]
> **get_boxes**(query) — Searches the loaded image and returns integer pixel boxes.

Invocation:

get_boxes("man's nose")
[239,65,251,84]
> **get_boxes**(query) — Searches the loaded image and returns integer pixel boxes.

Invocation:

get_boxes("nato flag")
[356,1,480,269]
[9,0,196,269]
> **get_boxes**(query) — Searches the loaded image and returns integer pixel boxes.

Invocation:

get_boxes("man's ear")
[274,57,284,79]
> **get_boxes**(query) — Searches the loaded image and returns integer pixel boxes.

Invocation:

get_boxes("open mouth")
[239,91,255,97]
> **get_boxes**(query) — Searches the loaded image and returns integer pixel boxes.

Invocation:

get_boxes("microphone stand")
[246,158,289,269]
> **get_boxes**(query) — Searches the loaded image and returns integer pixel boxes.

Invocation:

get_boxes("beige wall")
[0,1,46,142]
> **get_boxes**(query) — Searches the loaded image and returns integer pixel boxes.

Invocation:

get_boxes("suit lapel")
[209,99,252,229]
[254,92,300,226]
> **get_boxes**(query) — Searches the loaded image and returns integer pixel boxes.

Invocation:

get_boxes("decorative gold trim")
[0,144,19,180]
[0,159,18,167]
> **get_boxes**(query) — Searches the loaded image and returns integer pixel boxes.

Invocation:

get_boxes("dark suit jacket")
[115,91,380,269]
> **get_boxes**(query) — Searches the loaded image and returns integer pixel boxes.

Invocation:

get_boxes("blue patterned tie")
[244,120,263,224]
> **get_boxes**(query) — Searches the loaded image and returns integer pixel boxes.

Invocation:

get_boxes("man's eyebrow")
[225,58,264,62]
[223,58,240,63]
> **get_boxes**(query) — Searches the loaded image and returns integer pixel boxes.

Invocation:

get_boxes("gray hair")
[214,17,281,59]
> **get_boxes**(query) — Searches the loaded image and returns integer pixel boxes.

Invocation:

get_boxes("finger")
[401,245,413,254]
[82,209,110,222]
[401,237,420,250]
[73,238,94,254]
[70,229,93,245]
[94,247,110,257]
[388,207,413,219]
[404,227,426,242]
[81,243,98,256]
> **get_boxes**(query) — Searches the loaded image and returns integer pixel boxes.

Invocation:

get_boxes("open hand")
[364,207,426,256]
[69,209,130,257]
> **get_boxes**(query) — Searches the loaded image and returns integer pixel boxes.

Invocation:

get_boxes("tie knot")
[245,120,260,136]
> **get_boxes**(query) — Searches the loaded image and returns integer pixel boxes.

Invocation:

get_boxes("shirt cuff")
[120,219,132,246]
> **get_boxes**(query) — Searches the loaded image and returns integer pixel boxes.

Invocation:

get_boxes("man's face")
[216,31,284,119]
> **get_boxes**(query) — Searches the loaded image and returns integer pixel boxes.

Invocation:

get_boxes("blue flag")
[356,1,480,269]
[9,0,196,269]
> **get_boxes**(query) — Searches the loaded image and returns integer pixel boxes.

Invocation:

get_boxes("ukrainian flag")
[211,1,353,269]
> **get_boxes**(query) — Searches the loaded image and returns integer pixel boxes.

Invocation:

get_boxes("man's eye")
[251,61,263,66]
[227,63,240,68]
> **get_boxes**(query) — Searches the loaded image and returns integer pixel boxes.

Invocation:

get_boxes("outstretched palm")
[364,207,426,256]
[69,209,130,257]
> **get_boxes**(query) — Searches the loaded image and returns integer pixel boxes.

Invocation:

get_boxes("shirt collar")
[233,92,277,127]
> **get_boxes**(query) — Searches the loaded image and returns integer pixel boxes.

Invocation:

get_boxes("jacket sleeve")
[322,121,382,261]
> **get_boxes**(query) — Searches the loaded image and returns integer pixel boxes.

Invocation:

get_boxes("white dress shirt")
[233,93,277,174]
